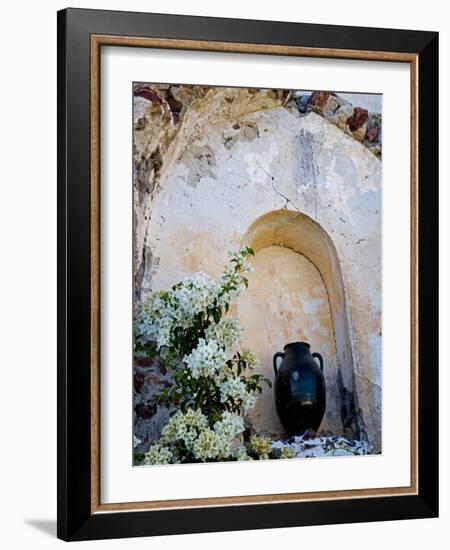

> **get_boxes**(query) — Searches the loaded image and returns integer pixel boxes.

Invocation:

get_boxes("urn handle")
[312,352,324,372]
[273,352,285,375]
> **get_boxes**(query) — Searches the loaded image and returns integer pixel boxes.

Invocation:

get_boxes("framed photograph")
[57,8,438,541]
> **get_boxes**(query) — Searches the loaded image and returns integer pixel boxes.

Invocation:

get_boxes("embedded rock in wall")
[134,86,382,452]
[294,91,382,157]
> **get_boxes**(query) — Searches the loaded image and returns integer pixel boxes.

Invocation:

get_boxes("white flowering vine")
[134,247,294,465]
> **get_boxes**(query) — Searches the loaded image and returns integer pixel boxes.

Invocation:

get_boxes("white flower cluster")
[280,447,297,459]
[216,249,254,306]
[183,338,227,379]
[213,410,245,439]
[137,273,218,349]
[226,248,255,275]
[143,443,173,465]
[192,429,221,461]
[157,408,248,462]
[205,317,242,352]
[174,273,218,320]
[160,408,209,452]
[219,377,257,412]
[232,445,253,461]
[136,292,172,348]
[239,348,260,370]
[248,434,272,460]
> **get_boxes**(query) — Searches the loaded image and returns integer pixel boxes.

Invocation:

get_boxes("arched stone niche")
[239,209,357,438]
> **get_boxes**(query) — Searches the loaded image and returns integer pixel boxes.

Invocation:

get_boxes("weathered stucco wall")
[133,86,382,451]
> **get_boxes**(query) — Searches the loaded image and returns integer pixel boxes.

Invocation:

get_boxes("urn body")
[273,341,326,435]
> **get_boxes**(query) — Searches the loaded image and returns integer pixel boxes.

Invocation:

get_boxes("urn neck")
[284,341,311,355]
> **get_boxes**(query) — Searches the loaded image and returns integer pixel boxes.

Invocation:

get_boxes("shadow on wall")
[241,209,364,440]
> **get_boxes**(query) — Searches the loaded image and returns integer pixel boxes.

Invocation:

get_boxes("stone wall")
[133,85,382,452]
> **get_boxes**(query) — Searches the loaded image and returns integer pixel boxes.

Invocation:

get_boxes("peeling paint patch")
[222,121,260,150]
[183,144,217,187]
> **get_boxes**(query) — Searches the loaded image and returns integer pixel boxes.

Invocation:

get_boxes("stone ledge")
[271,431,371,458]
[292,91,382,158]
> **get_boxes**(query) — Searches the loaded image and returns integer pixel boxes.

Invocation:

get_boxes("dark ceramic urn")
[273,341,326,435]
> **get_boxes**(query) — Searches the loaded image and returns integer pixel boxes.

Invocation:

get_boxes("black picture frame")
[57,7,438,541]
